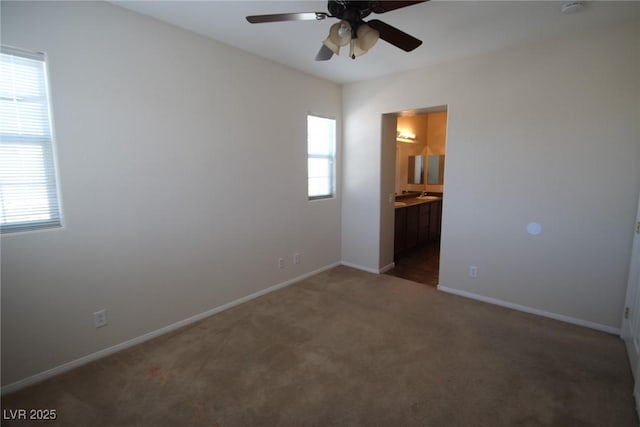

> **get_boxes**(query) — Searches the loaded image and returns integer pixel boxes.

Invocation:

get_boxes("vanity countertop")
[395,196,442,209]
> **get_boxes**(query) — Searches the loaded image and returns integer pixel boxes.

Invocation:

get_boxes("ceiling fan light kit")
[356,24,380,53]
[323,20,380,58]
[246,1,426,61]
[323,20,352,55]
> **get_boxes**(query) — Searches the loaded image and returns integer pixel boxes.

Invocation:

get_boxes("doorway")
[622,192,640,413]
[382,107,448,287]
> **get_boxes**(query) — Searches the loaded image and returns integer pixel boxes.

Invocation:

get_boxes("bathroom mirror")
[408,155,424,185]
[427,155,445,185]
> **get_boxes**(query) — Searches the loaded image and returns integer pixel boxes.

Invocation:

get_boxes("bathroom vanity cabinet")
[394,197,442,257]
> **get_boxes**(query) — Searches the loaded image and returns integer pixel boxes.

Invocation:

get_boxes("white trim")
[1,262,341,396]
[379,262,395,274]
[340,261,382,274]
[437,285,620,335]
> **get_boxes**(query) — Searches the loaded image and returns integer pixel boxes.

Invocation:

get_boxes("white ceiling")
[113,1,640,84]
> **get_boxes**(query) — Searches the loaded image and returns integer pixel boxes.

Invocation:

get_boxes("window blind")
[0,46,62,233]
[307,115,336,200]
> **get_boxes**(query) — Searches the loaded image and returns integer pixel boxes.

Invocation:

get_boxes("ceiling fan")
[246,1,427,61]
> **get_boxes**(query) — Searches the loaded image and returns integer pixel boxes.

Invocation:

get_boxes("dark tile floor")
[385,239,440,286]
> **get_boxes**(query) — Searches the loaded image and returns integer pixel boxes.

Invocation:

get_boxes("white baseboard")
[1,262,341,396]
[340,261,381,274]
[340,260,394,274]
[437,285,620,335]
[379,262,395,274]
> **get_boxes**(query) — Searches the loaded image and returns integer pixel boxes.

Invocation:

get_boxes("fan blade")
[367,19,422,52]
[369,1,427,14]
[246,12,328,24]
[315,45,334,61]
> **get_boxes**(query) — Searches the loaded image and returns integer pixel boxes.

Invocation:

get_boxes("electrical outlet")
[278,258,285,269]
[468,266,478,278]
[293,253,300,265]
[94,309,108,328]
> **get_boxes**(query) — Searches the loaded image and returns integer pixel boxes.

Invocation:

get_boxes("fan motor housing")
[328,1,372,22]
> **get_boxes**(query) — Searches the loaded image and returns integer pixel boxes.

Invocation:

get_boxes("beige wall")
[343,19,640,330]
[1,1,342,388]
[426,112,447,155]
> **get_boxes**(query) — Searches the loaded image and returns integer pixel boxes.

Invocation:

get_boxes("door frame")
[622,191,640,414]
[379,105,448,272]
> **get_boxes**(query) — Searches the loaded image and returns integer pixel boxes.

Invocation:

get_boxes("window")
[307,115,336,200]
[0,46,62,233]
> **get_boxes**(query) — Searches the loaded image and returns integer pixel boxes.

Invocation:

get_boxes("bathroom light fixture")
[397,131,417,143]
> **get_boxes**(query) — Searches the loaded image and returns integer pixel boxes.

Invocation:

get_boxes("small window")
[0,46,62,233]
[307,115,336,200]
